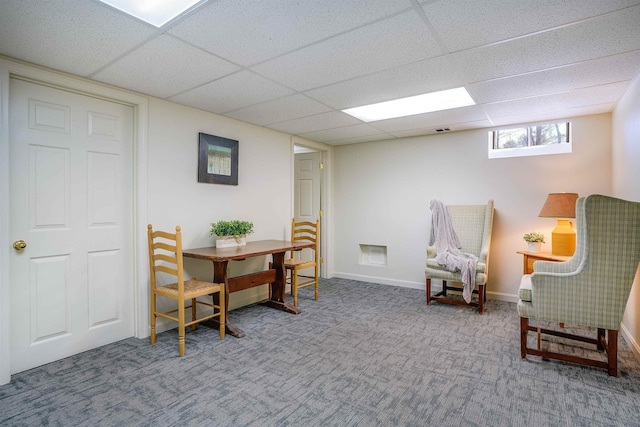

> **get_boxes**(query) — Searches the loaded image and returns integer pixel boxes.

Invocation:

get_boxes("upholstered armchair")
[425,200,494,314]
[518,195,640,376]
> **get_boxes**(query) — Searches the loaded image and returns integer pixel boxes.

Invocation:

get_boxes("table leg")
[260,251,301,314]
[207,259,245,338]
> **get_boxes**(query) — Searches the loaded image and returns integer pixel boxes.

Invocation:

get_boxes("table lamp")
[538,192,579,256]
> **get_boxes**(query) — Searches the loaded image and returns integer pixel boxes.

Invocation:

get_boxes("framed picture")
[198,132,239,185]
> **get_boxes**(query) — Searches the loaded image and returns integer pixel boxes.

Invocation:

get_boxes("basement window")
[488,122,571,159]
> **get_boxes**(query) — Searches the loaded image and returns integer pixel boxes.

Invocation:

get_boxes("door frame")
[291,137,333,279]
[0,57,149,385]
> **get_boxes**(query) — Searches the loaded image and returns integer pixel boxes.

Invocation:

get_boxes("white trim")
[332,272,424,290]
[488,140,572,159]
[0,57,149,385]
[620,322,640,363]
[486,291,519,303]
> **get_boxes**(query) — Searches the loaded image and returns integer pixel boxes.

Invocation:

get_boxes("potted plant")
[523,232,545,253]
[210,220,254,248]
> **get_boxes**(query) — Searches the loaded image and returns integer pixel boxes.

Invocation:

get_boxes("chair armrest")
[426,245,437,258]
[532,260,573,274]
[530,269,624,330]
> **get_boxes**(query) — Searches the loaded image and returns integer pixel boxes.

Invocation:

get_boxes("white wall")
[612,73,640,356]
[147,98,294,311]
[332,114,613,299]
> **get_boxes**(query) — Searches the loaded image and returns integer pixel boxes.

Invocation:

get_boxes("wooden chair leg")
[219,288,225,340]
[608,330,618,377]
[478,284,485,314]
[150,292,157,345]
[426,278,431,305]
[597,328,605,351]
[520,317,529,359]
[442,280,448,296]
[178,302,185,357]
[191,298,197,331]
[292,267,299,307]
[314,265,319,300]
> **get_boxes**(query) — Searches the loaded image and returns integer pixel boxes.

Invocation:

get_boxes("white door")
[9,78,134,374]
[294,151,322,273]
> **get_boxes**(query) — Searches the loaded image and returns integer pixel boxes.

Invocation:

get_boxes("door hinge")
[320,257,324,264]
[319,162,324,170]
[319,210,324,217]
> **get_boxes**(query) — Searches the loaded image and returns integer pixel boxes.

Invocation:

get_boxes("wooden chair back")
[290,218,320,262]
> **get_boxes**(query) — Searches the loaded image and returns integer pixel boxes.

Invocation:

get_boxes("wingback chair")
[425,200,494,314]
[518,195,640,376]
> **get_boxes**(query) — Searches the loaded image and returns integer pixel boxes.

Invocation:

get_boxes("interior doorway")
[293,145,324,278]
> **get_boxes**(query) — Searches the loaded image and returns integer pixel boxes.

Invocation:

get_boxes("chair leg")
[520,317,529,359]
[219,287,225,340]
[478,284,485,314]
[292,267,299,307]
[150,292,157,345]
[425,278,431,305]
[178,301,186,357]
[608,330,618,377]
[597,328,605,351]
[191,298,197,331]
[442,280,448,296]
[314,265,319,300]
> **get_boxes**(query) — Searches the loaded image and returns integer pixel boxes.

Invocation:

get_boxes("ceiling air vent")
[435,128,451,132]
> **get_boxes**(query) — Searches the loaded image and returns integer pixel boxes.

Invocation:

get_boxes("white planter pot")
[527,242,542,253]
[215,235,246,248]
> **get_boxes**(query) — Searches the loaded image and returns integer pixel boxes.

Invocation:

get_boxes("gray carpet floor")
[1,278,640,426]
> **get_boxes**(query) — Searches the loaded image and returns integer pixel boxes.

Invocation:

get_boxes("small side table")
[517,251,571,349]
[517,251,571,275]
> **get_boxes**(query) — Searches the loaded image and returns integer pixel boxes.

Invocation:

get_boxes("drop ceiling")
[1,0,639,146]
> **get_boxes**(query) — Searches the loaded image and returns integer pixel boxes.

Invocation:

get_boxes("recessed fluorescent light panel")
[100,0,202,27]
[342,87,475,122]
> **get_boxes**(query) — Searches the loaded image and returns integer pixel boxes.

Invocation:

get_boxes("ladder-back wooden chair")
[148,225,225,356]
[285,218,320,307]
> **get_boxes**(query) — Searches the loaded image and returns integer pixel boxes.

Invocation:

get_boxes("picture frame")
[198,132,239,185]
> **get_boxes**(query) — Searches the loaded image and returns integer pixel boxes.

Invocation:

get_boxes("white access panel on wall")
[8,78,134,374]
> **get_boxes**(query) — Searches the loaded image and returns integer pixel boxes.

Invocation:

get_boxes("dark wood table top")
[183,239,314,262]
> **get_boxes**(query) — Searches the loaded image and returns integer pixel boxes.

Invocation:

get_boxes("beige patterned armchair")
[425,200,494,314]
[518,194,640,376]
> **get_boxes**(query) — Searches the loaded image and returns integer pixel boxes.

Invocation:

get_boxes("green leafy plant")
[210,220,254,237]
[523,232,545,243]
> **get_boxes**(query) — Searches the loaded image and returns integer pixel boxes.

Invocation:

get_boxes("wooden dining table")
[182,239,315,338]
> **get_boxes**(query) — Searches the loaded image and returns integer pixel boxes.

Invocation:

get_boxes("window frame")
[488,121,572,159]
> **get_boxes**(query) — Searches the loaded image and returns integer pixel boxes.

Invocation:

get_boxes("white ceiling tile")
[370,105,488,133]
[299,124,384,142]
[483,83,627,119]
[252,11,443,91]
[224,94,332,126]
[423,0,640,52]
[267,111,361,135]
[169,0,413,66]
[448,5,640,83]
[305,56,464,109]
[170,71,294,114]
[0,0,155,76]
[489,104,614,127]
[93,35,240,99]
[467,50,640,104]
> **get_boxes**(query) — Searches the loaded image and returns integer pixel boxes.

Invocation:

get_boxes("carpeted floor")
[1,278,640,426]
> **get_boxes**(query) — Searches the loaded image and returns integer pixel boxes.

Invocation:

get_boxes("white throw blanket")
[428,200,478,303]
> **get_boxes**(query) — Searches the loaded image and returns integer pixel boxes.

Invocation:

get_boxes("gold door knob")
[13,240,27,251]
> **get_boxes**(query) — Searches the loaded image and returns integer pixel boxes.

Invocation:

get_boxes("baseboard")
[332,272,424,290]
[620,322,640,362]
[486,291,519,303]
[332,272,520,302]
